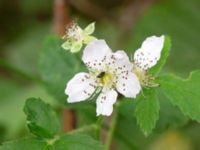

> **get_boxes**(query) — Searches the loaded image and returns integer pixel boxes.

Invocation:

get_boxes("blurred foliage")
[39,36,85,104]
[0,0,54,141]
[18,0,52,16]
[5,23,50,75]
[149,130,192,150]
[0,0,51,47]
[0,76,55,141]
[91,0,125,9]
[126,0,200,76]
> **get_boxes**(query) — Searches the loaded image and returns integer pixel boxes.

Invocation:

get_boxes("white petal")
[116,72,141,98]
[82,40,112,70]
[111,50,133,73]
[65,72,97,103]
[96,89,117,116]
[134,35,165,70]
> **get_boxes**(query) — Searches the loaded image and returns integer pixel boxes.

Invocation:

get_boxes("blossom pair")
[63,22,165,116]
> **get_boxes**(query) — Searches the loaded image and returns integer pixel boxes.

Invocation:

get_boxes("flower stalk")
[96,116,104,139]
[105,106,118,150]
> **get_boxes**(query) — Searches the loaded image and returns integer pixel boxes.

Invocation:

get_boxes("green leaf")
[4,24,50,76]
[0,134,104,150]
[39,35,84,104]
[149,35,171,75]
[24,98,60,138]
[0,138,47,150]
[53,134,105,150]
[0,134,105,150]
[159,70,200,122]
[156,90,189,131]
[134,89,160,136]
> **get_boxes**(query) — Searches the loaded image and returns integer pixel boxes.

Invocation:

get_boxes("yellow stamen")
[133,68,146,83]
[101,73,113,87]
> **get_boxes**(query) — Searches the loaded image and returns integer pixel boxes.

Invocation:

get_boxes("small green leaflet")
[149,35,171,75]
[24,98,60,138]
[134,89,160,136]
[159,70,200,122]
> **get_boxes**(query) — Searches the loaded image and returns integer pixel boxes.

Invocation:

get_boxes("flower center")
[67,27,82,41]
[64,21,83,42]
[132,67,158,87]
[133,67,146,84]
[97,72,113,88]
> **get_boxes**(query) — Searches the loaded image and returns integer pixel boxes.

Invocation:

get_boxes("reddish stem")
[53,0,76,132]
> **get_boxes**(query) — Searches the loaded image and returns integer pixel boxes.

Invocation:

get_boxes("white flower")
[65,40,141,116]
[133,35,165,87]
[62,21,96,53]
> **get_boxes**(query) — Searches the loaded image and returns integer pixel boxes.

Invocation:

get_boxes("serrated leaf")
[149,35,171,75]
[159,70,200,122]
[156,90,189,131]
[134,89,160,136]
[0,138,47,150]
[24,98,60,138]
[39,36,84,104]
[53,134,105,150]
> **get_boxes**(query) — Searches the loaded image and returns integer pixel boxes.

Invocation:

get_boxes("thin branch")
[95,116,104,139]
[53,0,76,132]
[62,109,76,132]
[53,0,70,36]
